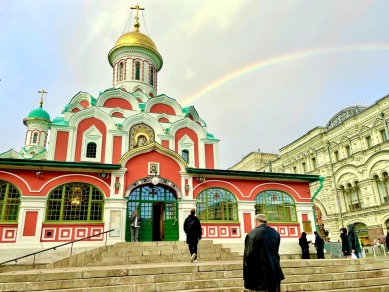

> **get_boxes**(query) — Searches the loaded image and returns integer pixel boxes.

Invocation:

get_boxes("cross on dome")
[38,89,47,108]
[130,4,145,32]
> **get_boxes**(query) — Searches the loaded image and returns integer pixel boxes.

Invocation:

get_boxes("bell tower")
[22,90,51,159]
[108,4,163,98]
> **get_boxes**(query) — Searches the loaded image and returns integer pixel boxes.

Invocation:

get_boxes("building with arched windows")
[231,96,389,245]
[0,6,320,255]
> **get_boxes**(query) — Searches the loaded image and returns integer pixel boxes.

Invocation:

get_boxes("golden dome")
[108,30,162,69]
[115,31,158,53]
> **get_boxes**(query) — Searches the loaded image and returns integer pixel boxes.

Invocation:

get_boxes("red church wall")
[23,211,38,236]
[149,104,175,115]
[271,223,300,238]
[175,128,199,167]
[54,131,69,161]
[0,224,17,243]
[41,224,105,242]
[124,151,182,188]
[193,179,311,202]
[201,223,241,239]
[112,112,124,118]
[103,98,133,110]
[243,213,252,233]
[161,140,169,148]
[79,100,90,108]
[0,170,111,198]
[112,136,122,163]
[204,144,214,169]
[75,118,107,163]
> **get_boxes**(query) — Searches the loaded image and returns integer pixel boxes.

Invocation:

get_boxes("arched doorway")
[126,184,178,242]
[354,222,369,246]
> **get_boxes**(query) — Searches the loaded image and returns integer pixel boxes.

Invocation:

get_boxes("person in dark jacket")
[314,231,325,259]
[183,209,202,263]
[243,214,284,292]
[299,232,311,259]
[386,231,389,252]
[340,227,350,256]
[347,223,361,258]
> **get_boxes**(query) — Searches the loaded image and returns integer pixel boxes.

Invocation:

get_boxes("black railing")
[0,229,114,268]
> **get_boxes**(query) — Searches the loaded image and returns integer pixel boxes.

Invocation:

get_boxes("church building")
[0,5,320,253]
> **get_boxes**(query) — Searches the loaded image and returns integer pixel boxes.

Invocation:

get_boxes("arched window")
[135,61,140,80]
[196,188,238,221]
[149,66,154,86]
[46,183,104,221]
[0,181,21,221]
[119,62,124,81]
[86,142,97,158]
[254,190,297,222]
[32,132,38,144]
[375,173,389,204]
[342,182,363,210]
[182,149,189,163]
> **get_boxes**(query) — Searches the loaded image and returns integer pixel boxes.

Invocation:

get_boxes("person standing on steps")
[299,232,311,259]
[243,214,284,292]
[340,228,350,257]
[313,231,325,259]
[130,209,142,242]
[183,209,202,263]
[347,223,361,258]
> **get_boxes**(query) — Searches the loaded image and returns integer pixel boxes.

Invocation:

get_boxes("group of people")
[298,231,325,259]
[298,224,364,259]
[127,209,285,291]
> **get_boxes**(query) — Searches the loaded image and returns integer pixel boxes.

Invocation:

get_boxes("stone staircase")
[0,241,389,291]
[45,240,242,268]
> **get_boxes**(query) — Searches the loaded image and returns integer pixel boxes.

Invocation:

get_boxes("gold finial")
[38,89,47,108]
[130,4,144,32]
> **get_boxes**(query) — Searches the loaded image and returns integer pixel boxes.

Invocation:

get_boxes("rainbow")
[181,45,389,106]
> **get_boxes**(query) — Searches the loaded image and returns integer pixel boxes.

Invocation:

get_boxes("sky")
[1,0,389,169]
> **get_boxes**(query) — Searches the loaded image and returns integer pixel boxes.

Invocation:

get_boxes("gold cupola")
[108,5,163,70]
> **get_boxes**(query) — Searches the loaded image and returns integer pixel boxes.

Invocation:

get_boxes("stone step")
[283,275,389,291]
[1,259,389,291]
[46,240,241,269]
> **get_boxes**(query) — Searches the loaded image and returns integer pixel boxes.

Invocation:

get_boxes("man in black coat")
[243,214,284,292]
[299,232,311,259]
[314,231,325,259]
[183,209,202,263]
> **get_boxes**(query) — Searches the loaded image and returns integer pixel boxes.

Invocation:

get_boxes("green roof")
[27,106,50,121]
[186,167,321,183]
[0,158,121,170]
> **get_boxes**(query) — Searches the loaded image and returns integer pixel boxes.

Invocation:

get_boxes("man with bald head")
[243,214,284,292]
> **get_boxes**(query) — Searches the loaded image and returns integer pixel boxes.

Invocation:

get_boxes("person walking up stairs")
[183,209,202,263]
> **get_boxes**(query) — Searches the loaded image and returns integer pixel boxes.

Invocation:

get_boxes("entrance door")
[153,203,164,241]
[126,184,178,242]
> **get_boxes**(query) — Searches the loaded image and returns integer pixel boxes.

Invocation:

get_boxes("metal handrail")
[0,229,114,267]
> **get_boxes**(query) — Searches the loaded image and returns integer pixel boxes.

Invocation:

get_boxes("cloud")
[183,68,196,80]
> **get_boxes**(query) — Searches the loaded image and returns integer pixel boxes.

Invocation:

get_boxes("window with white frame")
[135,61,140,80]
[178,135,194,166]
[32,132,38,144]
[375,173,389,204]
[341,182,363,211]
[81,126,102,162]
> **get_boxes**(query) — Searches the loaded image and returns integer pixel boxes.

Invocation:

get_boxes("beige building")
[230,94,389,245]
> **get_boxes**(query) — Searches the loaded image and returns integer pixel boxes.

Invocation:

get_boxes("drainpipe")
[312,176,325,232]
